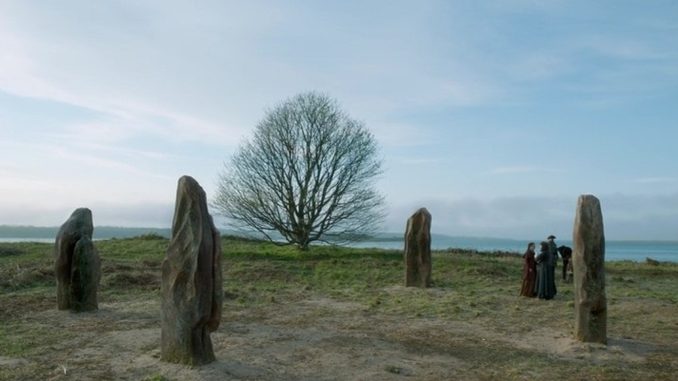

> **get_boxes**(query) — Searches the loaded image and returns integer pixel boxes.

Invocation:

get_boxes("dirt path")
[2,291,664,381]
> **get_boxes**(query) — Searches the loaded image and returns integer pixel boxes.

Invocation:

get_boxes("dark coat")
[558,245,572,260]
[548,241,558,266]
[536,248,557,300]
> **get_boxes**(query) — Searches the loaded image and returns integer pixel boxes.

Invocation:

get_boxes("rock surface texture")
[161,176,223,365]
[54,208,101,312]
[404,208,432,288]
[573,194,607,344]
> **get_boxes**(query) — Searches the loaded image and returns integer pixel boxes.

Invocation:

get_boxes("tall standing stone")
[404,207,432,288]
[573,194,607,344]
[54,208,101,312]
[161,176,223,365]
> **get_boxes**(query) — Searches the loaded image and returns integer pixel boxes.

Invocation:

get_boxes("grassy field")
[0,236,676,380]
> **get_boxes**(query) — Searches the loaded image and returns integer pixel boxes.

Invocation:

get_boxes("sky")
[1,1,677,240]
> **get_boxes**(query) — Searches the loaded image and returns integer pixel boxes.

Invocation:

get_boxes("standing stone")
[404,208,432,288]
[54,208,101,312]
[573,194,607,344]
[161,176,223,365]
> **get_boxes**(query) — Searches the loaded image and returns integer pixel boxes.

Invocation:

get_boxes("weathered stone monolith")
[573,194,607,344]
[404,207,432,288]
[54,208,101,312]
[161,176,223,365]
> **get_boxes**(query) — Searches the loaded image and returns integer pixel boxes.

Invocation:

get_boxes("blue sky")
[1,1,677,240]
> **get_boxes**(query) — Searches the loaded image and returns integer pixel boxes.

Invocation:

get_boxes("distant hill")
[0,226,523,243]
[0,225,171,239]
[0,225,264,240]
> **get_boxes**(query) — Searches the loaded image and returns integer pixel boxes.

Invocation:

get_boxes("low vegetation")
[0,237,676,380]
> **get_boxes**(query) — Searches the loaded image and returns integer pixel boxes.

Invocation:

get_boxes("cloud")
[634,177,677,184]
[0,8,246,148]
[0,201,174,227]
[487,166,551,175]
[0,139,169,181]
[0,1,676,239]
[0,1,502,153]
[580,34,672,61]
[385,193,678,240]
[0,168,55,192]
[508,52,573,82]
[396,157,444,165]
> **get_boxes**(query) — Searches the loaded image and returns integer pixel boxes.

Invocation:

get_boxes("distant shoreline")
[0,225,171,240]
[1,225,675,244]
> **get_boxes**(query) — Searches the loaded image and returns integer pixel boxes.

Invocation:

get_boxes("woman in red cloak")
[520,242,537,297]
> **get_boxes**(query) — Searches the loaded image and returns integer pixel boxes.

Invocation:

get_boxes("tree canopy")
[214,92,385,249]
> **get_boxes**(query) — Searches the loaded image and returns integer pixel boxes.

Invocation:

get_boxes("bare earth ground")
[2,288,675,381]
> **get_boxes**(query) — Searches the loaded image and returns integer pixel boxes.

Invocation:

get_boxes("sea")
[349,236,678,263]
[1,235,677,263]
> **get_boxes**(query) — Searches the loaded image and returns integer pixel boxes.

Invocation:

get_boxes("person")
[557,245,573,281]
[535,241,557,300]
[566,258,574,283]
[547,235,559,284]
[519,242,537,297]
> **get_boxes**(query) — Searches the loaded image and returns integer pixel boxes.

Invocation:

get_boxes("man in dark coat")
[557,245,573,281]
[547,235,558,283]
[536,241,557,299]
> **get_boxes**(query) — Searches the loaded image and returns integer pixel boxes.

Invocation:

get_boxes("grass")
[0,236,677,380]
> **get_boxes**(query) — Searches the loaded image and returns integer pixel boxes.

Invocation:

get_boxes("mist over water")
[350,235,678,263]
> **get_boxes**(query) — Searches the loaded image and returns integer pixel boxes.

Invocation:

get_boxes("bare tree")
[214,92,385,250]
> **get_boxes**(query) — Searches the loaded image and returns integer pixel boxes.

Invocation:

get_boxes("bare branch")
[213,92,385,250]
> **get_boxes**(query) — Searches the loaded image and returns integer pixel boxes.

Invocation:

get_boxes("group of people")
[519,235,573,300]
